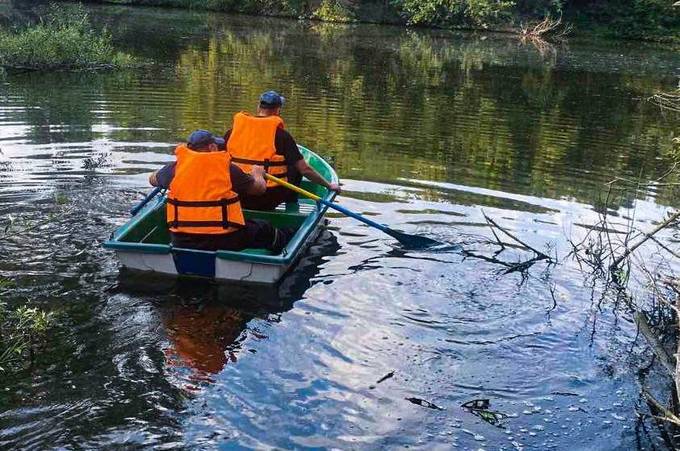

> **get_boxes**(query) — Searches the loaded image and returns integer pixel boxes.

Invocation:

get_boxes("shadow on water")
[113,230,341,382]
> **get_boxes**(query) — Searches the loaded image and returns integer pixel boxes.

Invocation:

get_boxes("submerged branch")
[643,389,680,427]
[650,91,680,113]
[636,311,676,377]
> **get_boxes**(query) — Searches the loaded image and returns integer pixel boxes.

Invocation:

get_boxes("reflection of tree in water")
[1,70,141,144]
[4,4,679,208]
[165,19,679,208]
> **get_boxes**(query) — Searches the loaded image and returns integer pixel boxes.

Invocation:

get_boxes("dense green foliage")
[396,0,517,28]
[312,0,355,22]
[0,4,134,70]
[81,0,680,40]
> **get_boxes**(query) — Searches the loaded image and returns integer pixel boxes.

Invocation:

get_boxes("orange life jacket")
[167,144,245,235]
[227,111,288,188]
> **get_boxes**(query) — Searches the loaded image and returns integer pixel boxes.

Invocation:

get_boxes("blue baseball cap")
[259,90,285,108]
[187,130,225,150]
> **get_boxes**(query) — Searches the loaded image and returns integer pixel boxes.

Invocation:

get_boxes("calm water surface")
[0,4,679,449]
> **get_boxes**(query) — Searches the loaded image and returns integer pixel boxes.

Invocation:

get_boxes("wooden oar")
[264,174,440,249]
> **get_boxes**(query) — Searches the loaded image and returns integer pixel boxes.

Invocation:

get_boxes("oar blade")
[386,228,441,249]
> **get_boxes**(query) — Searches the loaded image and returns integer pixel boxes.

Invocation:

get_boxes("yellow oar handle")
[264,174,322,202]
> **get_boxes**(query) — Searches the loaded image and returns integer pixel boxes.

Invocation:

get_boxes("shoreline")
[70,0,679,45]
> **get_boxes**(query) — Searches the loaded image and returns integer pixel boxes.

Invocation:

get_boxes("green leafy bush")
[0,3,134,70]
[604,0,679,40]
[0,282,54,373]
[312,0,356,22]
[395,0,515,28]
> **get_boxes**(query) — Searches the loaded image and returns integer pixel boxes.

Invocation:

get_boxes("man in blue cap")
[148,130,295,253]
[225,90,341,211]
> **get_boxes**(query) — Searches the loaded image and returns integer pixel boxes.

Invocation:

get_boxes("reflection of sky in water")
[0,2,678,449]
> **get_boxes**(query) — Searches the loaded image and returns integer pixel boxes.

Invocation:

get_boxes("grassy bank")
[0,4,134,70]
[81,0,680,42]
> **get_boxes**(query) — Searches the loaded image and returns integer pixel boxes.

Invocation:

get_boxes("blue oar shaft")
[259,173,444,247]
[130,187,162,216]
[317,198,388,232]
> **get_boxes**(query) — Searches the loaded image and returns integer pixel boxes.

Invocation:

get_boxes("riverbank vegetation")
[0,4,134,70]
[83,0,680,42]
[565,90,680,446]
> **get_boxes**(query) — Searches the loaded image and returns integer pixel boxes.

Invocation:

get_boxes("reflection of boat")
[104,146,338,284]
[115,233,338,378]
[161,299,247,375]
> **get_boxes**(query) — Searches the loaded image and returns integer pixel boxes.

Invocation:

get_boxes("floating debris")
[376,371,395,384]
[550,391,580,397]
[568,405,587,413]
[406,397,445,410]
[463,399,490,410]
[462,428,484,441]
[462,399,508,427]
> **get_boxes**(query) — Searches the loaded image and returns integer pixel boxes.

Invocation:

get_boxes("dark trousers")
[171,219,295,253]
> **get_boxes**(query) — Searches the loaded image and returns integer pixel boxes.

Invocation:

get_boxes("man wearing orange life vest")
[225,91,341,211]
[149,130,295,253]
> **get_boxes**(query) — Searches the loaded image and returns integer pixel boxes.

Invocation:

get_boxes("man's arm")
[248,166,267,195]
[294,159,341,193]
[277,129,341,193]
[149,162,176,189]
[230,163,266,196]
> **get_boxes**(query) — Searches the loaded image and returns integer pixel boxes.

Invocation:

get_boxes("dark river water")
[1,3,679,449]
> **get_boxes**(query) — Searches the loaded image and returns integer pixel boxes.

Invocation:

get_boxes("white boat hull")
[115,222,324,284]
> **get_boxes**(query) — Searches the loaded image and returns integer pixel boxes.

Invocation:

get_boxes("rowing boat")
[104,146,338,284]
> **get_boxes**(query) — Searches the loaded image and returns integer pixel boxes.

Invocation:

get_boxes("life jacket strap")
[168,220,244,229]
[231,156,288,167]
[167,197,243,230]
[167,197,240,207]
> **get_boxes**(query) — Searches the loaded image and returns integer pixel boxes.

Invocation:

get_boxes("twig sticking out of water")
[517,15,571,59]
[610,210,680,271]
[519,16,572,39]
[481,211,553,262]
[638,230,680,260]
[565,169,680,442]
[451,211,557,280]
